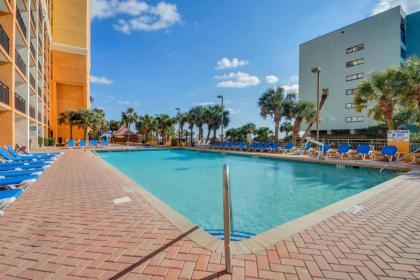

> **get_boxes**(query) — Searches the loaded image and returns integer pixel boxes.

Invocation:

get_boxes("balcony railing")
[30,42,35,57]
[30,11,36,27]
[38,111,42,122]
[0,25,9,54]
[0,82,9,105]
[15,50,26,75]
[38,61,42,72]
[29,104,35,118]
[15,93,26,114]
[43,94,46,103]
[30,73,35,88]
[38,86,41,97]
[16,7,27,36]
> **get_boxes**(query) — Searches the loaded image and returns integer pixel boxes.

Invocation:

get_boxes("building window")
[346,73,364,81]
[346,58,364,68]
[345,103,357,109]
[401,17,406,45]
[345,116,364,122]
[401,48,407,59]
[346,88,358,95]
[346,44,364,54]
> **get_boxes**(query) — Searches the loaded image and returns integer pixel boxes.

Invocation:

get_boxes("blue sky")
[90,0,420,130]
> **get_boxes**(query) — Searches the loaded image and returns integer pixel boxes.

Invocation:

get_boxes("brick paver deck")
[1,150,420,279]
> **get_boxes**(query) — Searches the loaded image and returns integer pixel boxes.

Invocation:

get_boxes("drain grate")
[343,204,363,214]
[205,229,255,241]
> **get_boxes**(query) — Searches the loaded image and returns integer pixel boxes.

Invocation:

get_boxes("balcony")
[37,61,42,72]
[15,93,25,114]
[16,7,27,36]
[0,25,9,54]
[30,42,35,58]
[30,73,35,88]
[29,104,35,119]
[15,50,26,75]
[0,82,9,105]
[30,11,36,27]
[38,86,41,97]
[38,111,42,122]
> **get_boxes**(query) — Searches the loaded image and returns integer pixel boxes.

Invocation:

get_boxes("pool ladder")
[379,148,420,174]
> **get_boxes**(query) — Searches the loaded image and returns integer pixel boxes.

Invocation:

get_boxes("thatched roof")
[114,127,136,136]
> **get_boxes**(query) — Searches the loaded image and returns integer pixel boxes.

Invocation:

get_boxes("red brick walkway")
[1,150,419,279]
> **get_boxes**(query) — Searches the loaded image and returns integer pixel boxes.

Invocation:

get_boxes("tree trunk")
[299,89,329,146]
[190,127,193,144]
[291,118,302,144]
[212,127,217,141]
[70,125,73,140]
[417,89,420,129]
[274,120,280,142]
[384,102,394,130]
[85,128,89,140]
[206,126,212,142]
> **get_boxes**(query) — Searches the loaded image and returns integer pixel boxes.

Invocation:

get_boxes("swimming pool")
[98,149,396,239]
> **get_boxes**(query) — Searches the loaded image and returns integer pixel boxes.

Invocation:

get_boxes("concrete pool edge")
[93,148,418,255]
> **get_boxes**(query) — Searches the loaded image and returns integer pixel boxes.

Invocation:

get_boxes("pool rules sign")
[387,130,410,153]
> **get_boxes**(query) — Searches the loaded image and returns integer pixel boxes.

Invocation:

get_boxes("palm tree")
[189,105,206,140]
[108,120,121,133]
[280,121,293,137]
[254,127,273,142]
[58,110,81,140]
[290,100,315,144]
[175,112,188,143]
[212,107,230,141]
[225,128,241,141]
[136,114,156,142]
[186,111,195,144]
[155,114,175,143]
[354,68,402,130]
[400,57,420,128]
[300,89,329,144]
[258,87,293,141]
[121,108,138,143]
[77,109,104,140]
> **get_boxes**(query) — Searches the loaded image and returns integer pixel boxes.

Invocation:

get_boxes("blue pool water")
[98,149,396,237]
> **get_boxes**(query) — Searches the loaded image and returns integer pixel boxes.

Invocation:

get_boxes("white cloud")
[192,102,215,106]
[265,75,279,84]
[372,0,420,14]
[90,75,114,85]
[215,72,260,89]
[227,107,240,114]
[92,0,181,34]
[281,84,299,94]
[215,58,248,70]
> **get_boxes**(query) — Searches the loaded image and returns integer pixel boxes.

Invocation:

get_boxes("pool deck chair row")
[0,145,61,216]
[67,139,109,149]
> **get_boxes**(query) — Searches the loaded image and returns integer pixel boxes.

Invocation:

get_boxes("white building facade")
[299,6,414,134]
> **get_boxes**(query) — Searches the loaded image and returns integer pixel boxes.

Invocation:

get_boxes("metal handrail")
[379,148,420,174]
[223,164,232,274]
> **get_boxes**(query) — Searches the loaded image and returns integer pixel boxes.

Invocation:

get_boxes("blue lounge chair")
[282,143,295,153]
[0,189,23,216]
[0,147,53,163]
[336,144,351,158]
[0,162,49,171]
[0,169,43,178]
[79,140,87,148]
[373,145,399,162]
[317,144,331,156]
[351,144,372,160]
[90,140,98,147]
[101,139,109,147]
[15,145,61,157]
[6,145,56,160]
[0,174,38,189]
[299,142,313,154]
[66,140,75,149]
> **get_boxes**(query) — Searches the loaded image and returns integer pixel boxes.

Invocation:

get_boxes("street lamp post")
[311,67,321,141]
[217,95,224,143]
[175,107,181,143]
